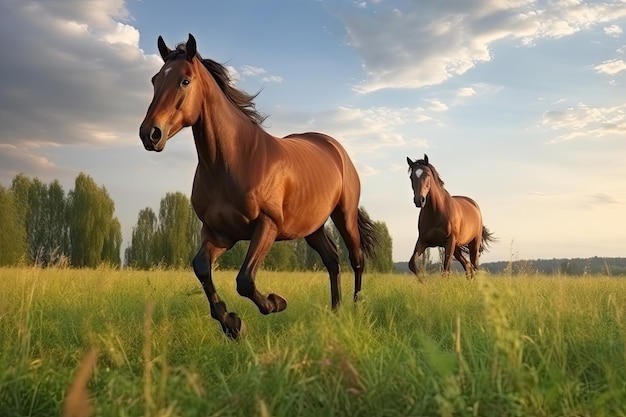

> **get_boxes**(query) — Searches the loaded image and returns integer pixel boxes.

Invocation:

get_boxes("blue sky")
[1,0,625,264]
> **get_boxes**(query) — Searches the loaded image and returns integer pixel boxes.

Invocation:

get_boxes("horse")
[406,154,495,280]
[139,34,377,339]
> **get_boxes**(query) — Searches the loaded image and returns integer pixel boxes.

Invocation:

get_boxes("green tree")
[156,192,201,268]
[263,241,297,271]
[367,220,394,273]
[9,174,32,261]
[125,208,159,269]
[67,173,121,267]
[0,185,27,265]
[217,241,248,270]
[46,180,70,264]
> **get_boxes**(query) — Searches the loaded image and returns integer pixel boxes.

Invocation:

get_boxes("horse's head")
[407,154,433,208]
[139,34,204,152]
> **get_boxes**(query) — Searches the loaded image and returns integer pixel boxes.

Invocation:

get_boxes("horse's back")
[280,132,360,184]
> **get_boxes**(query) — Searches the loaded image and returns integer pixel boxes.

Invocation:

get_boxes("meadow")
[1,267,625,417]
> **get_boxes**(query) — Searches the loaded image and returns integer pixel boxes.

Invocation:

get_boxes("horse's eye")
[181,79,190,87]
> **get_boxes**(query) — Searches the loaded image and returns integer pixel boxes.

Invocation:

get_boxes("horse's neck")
[425,182,451,213]
[193,92,264,171]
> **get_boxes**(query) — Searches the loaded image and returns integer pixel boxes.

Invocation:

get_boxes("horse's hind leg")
[453,247,472,280]
[192,243,245,339]
[305,227,341,309]
[468,240,480,279]
[330,209,364,302]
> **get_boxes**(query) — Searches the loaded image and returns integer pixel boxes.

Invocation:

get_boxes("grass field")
[1,267,625,417]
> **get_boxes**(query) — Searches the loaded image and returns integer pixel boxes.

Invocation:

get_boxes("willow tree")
[0,185,27,265]
[156,192,202,268]
[125,207,159,269]
[67,173,121,267]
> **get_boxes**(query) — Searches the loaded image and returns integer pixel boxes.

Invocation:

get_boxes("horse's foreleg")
[192,245,245,339]
[409,240,427,282]
[442,238,456,277]
[236,216,287,315]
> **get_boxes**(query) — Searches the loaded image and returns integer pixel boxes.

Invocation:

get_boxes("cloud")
[262,75,284,84]
[590,193,620,205]
[0,0,159,157]
[424,98,448,112]
[338,0,626,92]
[594,59,626,75]
[457,87,477,97]
[268,105,436,159]
[542,103,626,142]
[240,65,266,77]
[604,24,623,36]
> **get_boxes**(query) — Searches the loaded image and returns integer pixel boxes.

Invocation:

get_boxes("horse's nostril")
[150,127,162,143]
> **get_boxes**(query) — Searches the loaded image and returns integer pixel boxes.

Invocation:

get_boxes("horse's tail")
[479,226,497,253]
[357,208,378,258]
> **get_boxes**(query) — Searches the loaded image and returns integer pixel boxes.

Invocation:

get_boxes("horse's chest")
[191,187,257,237]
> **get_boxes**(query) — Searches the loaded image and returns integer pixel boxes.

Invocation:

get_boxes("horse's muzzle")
[414,196,426,207]
[139,125,166,152]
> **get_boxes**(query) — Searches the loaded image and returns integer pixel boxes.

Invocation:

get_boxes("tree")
[67,173,121,267]
[367,220,394,273]
[0,185,27,265]
[156,192,201,268]
[125,208,159,269]
[125,192,201,269]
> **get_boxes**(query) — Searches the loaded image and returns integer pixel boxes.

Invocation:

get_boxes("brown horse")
[406,154,495,280]
[139,34,377,338]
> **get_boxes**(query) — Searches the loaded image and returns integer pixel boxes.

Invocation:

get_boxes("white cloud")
[424,98,448,112]
[594,59,626,75]
[457,87,477,97]
[604,24,623,36]
[340,0,626,92]
[262,75,284,83]
[240,65,266,77]
[102,22,140,46]
[542,102,626,142]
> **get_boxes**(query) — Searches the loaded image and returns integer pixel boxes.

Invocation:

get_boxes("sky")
[1,0,625,264]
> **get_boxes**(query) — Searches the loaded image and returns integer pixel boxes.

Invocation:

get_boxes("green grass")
[1,267,625,417]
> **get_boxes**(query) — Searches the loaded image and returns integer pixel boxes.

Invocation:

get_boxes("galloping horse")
[406,154,495,279]
[139,34,377,338]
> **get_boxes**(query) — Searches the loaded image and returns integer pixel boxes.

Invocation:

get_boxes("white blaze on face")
[164,67,172,77]
[414,168,424,178]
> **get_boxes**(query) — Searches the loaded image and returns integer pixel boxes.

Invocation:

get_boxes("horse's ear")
[406,157,416,168]
[424,154,429,165]
[157,36,171,62]
[186,33,197,61]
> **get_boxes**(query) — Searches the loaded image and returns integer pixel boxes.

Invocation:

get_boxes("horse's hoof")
[223,312,245,340]
[267,293,287,313]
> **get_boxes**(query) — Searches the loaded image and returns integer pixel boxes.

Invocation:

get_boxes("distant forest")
[395,256,626,276]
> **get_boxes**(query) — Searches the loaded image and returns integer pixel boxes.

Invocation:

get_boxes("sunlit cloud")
[604,24,623,37]
[594,59,626,75]
[342,0,626,92]
[542,103,626,142]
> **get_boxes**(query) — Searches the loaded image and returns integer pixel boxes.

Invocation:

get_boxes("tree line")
[0,173,122,267]
[124,193,394,273]
[1,174,394,272]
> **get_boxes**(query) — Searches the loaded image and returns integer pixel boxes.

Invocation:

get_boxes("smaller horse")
[406,154,495,279]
